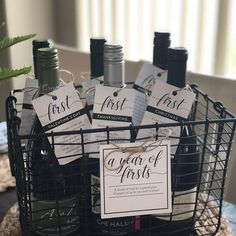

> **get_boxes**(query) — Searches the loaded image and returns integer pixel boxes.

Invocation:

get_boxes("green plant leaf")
[0,34,36,52]
[0,67,31,80]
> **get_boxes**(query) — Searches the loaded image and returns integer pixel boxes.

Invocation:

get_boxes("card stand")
[6,84,236,236]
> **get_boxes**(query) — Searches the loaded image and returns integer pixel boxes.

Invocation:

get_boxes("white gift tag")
[82,76,103,117]
[31,82,91,165]
[90,84,134,158]
[19,78,38,139]
[133,63,167,126]
[100,140,171,219]
[137,80,196,155]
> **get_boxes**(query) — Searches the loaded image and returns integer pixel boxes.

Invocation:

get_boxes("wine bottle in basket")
[90,38,107,79]
[84,38,107,119]
[32,39,52,80]
[133,32,171,126]
[142,48,200,235]
[89,44,136,235]
[19,40,52,140]
[153,32,170,71]
[29,48,80,235]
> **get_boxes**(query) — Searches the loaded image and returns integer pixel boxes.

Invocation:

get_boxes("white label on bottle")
[82,76,103,117]
[31,82,91,165]
[90,84,134,158]
[100,140,172,219]
[91,174,101,214]
[155,187,197,221]
[132,63,167,126]
[137,80,196,156]
[19,78,38,140]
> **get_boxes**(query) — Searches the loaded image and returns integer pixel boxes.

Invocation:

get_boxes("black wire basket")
[6,84,236,236]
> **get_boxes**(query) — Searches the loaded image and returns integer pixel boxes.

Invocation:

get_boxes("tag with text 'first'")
[32,82,91,165]
[100,140,172,219]
[137,80,196,155]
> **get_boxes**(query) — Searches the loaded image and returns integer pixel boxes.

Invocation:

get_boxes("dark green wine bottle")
[153,32,170,70]
[142,48,200,235]
[90,38,106,79]
[29,48,80,235]
[32,39,52,80]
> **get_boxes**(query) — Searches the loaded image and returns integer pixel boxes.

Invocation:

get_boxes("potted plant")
[0,33,36,80]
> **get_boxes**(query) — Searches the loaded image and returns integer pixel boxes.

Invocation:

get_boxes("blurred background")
[1,0,236,78]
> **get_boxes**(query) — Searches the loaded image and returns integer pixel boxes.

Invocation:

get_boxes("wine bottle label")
[137,80,196,155]
[32,196,80,235]
[95,217,135,235]
[154,187,197,221]
[19,78,38,142]
[90,84,134,158]
[100,141,172,219]
[133,63,167,126]
[91,174,135,235]
[31,82,91,165]
[82,76,103,117]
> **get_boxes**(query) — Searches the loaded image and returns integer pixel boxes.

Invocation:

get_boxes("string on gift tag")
[141,71,167,104]
[59,69,75,84]
[81,77,104,99]
[113,84,126,97]
[104,128,171,172]
[172,84,193,96]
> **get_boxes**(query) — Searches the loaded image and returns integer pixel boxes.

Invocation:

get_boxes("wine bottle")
[29,48,80,235]
[90,44,136,235]
[85,38,106,120]
[132,32,171,126]
[153,32,170,70]
[142,48,200,235]
[90,38,106,79]
[19,40,52,140]
[32,39,52,80]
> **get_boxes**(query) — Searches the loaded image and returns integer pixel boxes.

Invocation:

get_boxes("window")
[57,0,234,78]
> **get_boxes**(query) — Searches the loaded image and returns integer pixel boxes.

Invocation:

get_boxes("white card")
[19,78,38,139]
[90,84,134,158]
[31,82,91,165]
[82,76,103,117]
[133,63,167,126]
[100,140,171,218]
[137,80,196,155]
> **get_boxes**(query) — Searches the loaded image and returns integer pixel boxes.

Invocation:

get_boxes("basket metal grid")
[6,84,236,236]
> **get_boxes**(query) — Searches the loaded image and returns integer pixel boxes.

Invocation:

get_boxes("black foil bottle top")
[167,47,188,89]
[32,39,52,80]
[90,38,106,78]
[153,32,171,70]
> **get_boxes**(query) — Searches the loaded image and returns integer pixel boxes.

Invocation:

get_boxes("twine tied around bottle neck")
[171,84,193,96]
[104,128,171,172]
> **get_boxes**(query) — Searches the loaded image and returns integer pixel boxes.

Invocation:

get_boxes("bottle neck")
[33,40,51,80]
[153,45,169,70]
[167,47,188,89]
[37,48,60,94]
[104,44,125,88]
[90,38,106,78]
[153,32,170,70]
